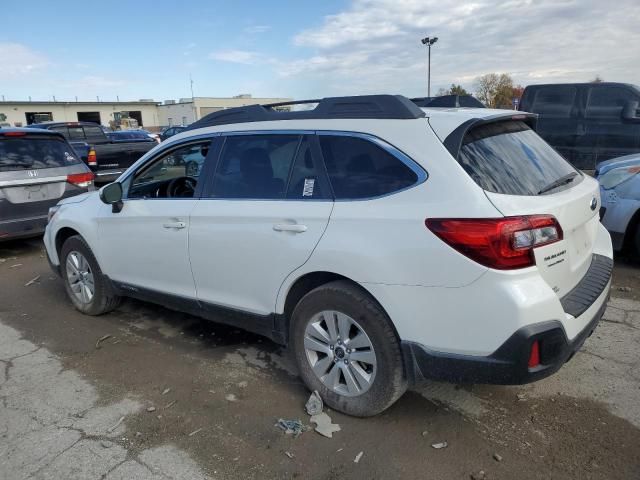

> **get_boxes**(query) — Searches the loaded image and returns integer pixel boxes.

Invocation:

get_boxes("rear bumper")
[0,215,47,241]
[403,254,612,385]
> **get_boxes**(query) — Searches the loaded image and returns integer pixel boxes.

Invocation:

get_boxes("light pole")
[421,36,438,97]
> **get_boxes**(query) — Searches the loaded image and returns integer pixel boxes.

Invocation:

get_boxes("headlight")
[47,205,60,223]
[598,165,640,190]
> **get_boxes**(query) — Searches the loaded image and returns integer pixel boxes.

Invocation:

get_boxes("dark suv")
[0,128,94,241]
[519,82,640,170]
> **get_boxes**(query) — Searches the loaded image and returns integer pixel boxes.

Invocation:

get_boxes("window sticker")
[303,178,315,197]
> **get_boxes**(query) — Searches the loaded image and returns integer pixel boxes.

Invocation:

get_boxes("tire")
[291,280,407,417]
[60,235,121,315]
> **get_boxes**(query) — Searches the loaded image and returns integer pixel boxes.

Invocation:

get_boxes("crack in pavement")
[0,319,211,480]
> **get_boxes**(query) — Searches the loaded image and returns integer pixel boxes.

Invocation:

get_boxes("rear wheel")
[291,280,407,416]
[60,235,121,315]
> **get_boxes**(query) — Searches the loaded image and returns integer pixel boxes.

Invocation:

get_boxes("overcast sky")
[1,0,639,102]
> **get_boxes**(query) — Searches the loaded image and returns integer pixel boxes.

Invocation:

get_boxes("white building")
[157,94,292,127]
[0,100,160,129]
[0,94,292,130]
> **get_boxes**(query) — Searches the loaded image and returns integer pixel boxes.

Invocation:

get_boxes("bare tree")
[591,75,604,83]
[475,73,515,108]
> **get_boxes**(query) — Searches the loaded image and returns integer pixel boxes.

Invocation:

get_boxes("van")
[519,83,640,170]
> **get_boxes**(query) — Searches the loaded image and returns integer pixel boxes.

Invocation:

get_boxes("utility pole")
[190,74,197,122]
[420,36,438,97]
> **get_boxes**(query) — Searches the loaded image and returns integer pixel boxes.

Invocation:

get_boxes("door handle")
[273,223,308,233]
[163,221,186,229]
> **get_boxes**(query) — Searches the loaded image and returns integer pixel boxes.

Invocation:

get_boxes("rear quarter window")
[319,135,419,199]
[457,121,579,196]
[531,86,576,118]
[0,136,82,171]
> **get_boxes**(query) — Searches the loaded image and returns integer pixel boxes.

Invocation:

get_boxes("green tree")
[449,84,469,96]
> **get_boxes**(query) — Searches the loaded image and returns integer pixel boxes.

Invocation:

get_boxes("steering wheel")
[167,176,197,198]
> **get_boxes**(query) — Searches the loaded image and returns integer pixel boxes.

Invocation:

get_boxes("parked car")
[106,130,158,143]
[0,128,94,241]
[519,82,640,170]
[28,122,156,184]
[160,126,187,141]
[596,153,640,253]
[44,95,612,416]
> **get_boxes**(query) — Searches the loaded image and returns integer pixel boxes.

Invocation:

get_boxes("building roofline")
[0,101,160,106]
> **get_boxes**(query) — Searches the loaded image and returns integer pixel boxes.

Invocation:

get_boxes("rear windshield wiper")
[538,172,579,195]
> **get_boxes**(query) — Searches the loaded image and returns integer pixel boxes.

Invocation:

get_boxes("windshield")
[0,136,82,171]
[457,121,580,196]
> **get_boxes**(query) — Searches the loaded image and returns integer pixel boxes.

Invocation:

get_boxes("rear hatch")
[0,132,91,222]
[455,119,600,298]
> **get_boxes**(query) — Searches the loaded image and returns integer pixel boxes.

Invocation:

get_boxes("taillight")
[425,215,563,270]
[67,172,94,188]
[2,131,27,137]
[87,148,97,166]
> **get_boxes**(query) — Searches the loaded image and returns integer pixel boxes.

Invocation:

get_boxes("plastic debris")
[275,418,307,437]
[431,442,448,449]
[95,334,112,349]
[354,451,364,463]
[493,453,503,462]
[305,390,324,416]
[24,275,41,287]
[106,416,125,433]
[310,412,341,438]
[225,394,237,402]
[284,451,294,459]
[188,428,203,437]
[147,406,156,412]
[162,388,171,395]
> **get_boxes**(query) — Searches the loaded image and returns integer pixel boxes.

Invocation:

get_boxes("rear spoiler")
[442,112,538,159]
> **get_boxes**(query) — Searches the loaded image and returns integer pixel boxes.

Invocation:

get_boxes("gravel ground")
[1,238,639,479]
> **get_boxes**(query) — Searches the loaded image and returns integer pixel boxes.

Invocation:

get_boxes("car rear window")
[0,136,81,171]
[457,121,579,195]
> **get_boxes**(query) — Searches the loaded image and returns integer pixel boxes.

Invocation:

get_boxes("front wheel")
[60,235,121,315]
[291,280,407,417]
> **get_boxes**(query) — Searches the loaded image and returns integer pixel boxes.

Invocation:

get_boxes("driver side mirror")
[622,100,640,123]
[99,182,124,213]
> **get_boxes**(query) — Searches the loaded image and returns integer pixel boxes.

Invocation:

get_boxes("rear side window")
[0,136,81,171]
[586,86,637,119]
[83,125,104,140]
[67,127,85,140]
[286,137,331,200]
[457,121,578,196]
[319,135,418,199]
[211,135,300,199]
[531,86,576,118]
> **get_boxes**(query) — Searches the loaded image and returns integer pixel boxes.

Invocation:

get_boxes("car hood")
[596,153,640,176]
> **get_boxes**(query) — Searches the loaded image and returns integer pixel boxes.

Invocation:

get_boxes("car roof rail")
[186,94,426,130]
[411,95,486,108]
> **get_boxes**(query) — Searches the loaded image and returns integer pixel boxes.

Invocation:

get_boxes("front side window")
[211,135,299,199]
[586,86,637,119]
[127,140,211,199]
[457,121,579,196]
[319,135,418,199]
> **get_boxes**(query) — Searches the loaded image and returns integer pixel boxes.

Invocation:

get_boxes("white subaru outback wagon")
[45,95,613,416]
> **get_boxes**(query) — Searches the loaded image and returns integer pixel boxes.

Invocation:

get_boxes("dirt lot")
[1,239,639,479]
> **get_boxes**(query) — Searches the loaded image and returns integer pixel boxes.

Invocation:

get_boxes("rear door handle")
[273,223,308,233]
[163,221,186,229]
